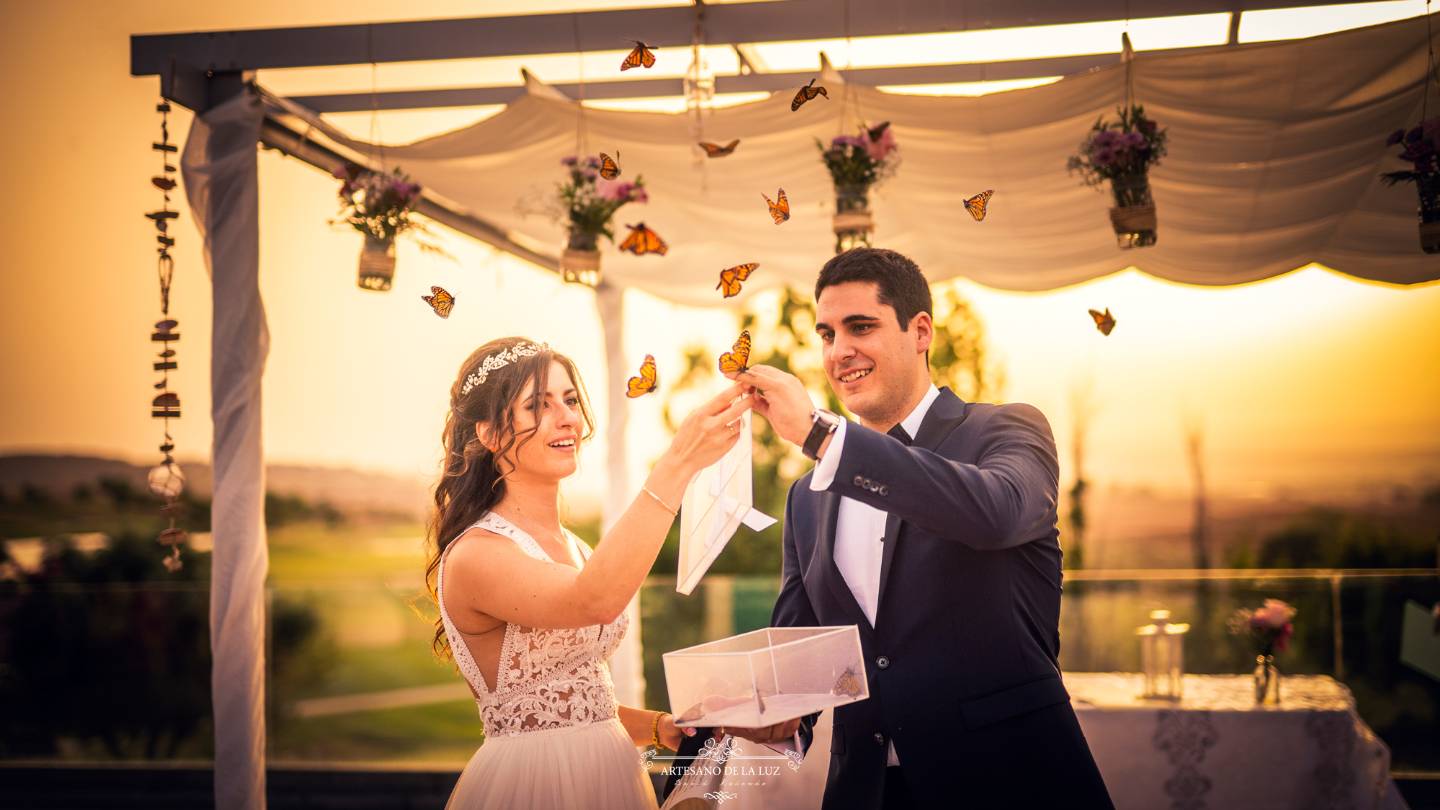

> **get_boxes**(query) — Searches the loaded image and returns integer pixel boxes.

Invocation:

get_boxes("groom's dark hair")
[815,248,933,331]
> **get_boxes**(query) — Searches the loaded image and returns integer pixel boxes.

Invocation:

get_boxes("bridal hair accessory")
[460,342,550,396]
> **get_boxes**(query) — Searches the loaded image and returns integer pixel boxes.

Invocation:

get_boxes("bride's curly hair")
[424,337,594,660]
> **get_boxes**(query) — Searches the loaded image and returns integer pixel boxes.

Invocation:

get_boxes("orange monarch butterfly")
[421,286,455,318]
[599,151,621,180]
[718,330,752,375]
[1088,307,1116,336]
[964,190,994,222]
[762,188,790,224]
[698,139,740,158]
[619,222,668,256]
[626,354,658,398]
[621,41,656,71]
[791,78,829,111]
[716,263,759,298]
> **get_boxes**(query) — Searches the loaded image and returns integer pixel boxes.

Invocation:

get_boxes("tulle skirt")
[447,717,659,810]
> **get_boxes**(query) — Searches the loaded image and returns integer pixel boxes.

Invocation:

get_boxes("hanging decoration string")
[1122,0,1135,113]
[1425,0,1438,121]
[837,0,860,134]
[1122,31,1136,112]
[147,97,187,572]
[686,0,715,178]
[367,23,386,171]
[572,13,590,156]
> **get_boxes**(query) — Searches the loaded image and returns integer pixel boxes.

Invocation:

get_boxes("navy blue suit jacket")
[772,388,1111,809]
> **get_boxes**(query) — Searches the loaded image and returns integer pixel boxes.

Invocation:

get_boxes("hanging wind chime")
[147,99,188,572]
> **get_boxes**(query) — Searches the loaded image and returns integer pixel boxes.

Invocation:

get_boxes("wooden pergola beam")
[130,0,1364,76]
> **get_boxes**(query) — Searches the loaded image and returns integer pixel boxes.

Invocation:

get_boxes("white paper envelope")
[677,409,777,595]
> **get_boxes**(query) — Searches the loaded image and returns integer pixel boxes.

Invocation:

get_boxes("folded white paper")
[677,409,777,595]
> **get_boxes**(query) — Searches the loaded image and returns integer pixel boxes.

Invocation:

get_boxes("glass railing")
[638,569,1440,773]
[2,570,1436,773]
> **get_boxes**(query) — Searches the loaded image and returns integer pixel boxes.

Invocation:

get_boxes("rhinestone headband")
[460,342,549,396]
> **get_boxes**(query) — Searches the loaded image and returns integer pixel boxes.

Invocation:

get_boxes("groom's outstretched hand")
[725,365,814,447]
[716,717,803,746]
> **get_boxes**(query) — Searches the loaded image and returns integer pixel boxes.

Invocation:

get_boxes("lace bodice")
[437,512,627,737]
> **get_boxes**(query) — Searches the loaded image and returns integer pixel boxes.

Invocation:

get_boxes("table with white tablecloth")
[703,672,1407,810]
[1068,672,1407,810]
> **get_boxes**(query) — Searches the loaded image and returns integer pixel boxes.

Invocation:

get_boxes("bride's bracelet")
[651,711,670,750]
[641,486,678,518]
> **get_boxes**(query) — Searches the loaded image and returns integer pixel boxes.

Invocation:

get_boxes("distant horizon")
[3,446,1434,512]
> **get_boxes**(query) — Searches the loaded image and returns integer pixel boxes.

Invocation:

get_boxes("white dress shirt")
[808,384,939,766]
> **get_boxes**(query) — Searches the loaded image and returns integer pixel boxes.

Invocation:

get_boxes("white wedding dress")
[438,511,659,810]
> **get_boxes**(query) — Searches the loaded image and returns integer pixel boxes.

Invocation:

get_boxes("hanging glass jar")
[561,228,602,287]
[1108,172,1158,249]
[1253,654,1281,705]
[833,182,874,254]
[357,232,396,291]
[1415,164,1440,254]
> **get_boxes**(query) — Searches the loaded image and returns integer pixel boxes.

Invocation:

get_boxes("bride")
[425,337,751,809]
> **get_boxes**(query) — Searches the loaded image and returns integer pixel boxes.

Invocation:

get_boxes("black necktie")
[887,424,913,446]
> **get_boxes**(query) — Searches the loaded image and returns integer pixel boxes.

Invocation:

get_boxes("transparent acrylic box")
[663,626,869,728]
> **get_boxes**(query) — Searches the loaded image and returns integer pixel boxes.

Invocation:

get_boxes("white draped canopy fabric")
[182,92,271,810]
[283,15,1440,306]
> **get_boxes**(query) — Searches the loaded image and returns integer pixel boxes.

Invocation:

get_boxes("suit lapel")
[804,487,872,630]
[875,388,971,616]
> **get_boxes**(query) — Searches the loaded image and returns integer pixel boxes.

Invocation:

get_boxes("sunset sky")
[4,0,1439,516]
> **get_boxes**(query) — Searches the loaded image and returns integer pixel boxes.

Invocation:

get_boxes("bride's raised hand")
[663,382,752,476]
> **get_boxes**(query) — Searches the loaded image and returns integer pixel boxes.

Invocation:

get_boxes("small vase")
[1108,172,1158,249]
[561,229,602,287]
[833,183,875,254]
[1253,654,1281,705]
[357,232,396,291]
[1415,169,1440,254]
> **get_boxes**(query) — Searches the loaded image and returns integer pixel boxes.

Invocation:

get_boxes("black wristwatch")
[802,409,842,460]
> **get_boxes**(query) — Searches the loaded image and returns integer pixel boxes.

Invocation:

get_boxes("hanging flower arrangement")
[1068,104,1168,249]
[1381,118,1440,254]
[817,121,899,253]
[556,155,649,286]
[332,163,435,291]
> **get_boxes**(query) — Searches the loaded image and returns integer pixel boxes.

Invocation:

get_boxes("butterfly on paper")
[964,190,994,222]
[718,330,752,375]
[698,139,740,158]
[621,41,656,71]
[1088,307,1116,336]
[791,78,829,112]
[626,354,658,398]
[762,188,790,224]
[619,222,668,256]
[716,263,759,298]
[599,151,621,180]
[421,286,455,318]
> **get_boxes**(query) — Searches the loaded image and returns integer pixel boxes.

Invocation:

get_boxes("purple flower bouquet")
[332,163,432,291]
[1068,105,1167,249]
[556,155,648,284]
[817,122,900,252]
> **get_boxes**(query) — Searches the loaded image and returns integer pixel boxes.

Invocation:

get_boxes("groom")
[725,248,1113,809]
